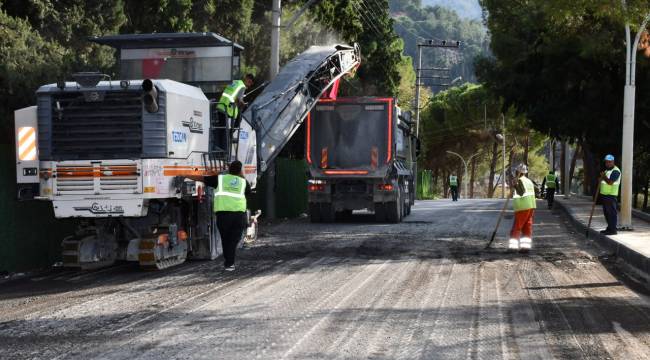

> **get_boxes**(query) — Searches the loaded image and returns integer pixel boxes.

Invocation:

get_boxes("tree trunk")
[569,142,581,192]
[442,171,449,199]
[433,167,439,195]
[643,178,650,211]
[488,141,499,198]
[582,143,599,196]
[557,141,568,194]
[552,140,556,171]
[470,156,477,198]
[523,130,530,165]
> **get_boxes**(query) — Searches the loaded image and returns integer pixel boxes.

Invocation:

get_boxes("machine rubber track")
[138,238,188,271]
[61,238,116,270]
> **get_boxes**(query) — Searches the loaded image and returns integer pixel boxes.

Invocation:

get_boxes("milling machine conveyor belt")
[242,43,360,171]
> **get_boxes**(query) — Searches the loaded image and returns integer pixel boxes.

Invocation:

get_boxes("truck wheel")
[374,203,386,222]
[321,203,336,223]
[309,203,321,223]
[386,191,401,223]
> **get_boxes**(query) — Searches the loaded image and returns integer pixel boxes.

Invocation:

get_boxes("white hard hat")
[516,163,528,174]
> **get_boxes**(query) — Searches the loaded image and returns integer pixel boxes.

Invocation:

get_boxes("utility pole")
[564,141,571,198]
[266,0,281,219]
[414,39,461,138]
[619,1,650,229]
[502,114,506,199]
[270,0,281,78]
[415,45,422,137]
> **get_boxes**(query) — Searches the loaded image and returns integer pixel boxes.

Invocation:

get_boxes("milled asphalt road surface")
[2,199,650,359]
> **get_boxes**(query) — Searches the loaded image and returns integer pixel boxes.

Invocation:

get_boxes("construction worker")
[190,161,251,271]
[217,74,255,123]
[541,170,560,209]
[449,174,459,201]
[600,154,621,235]
[509,164,537,253]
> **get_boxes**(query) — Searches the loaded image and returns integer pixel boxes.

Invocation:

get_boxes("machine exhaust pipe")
[142,79,159,113]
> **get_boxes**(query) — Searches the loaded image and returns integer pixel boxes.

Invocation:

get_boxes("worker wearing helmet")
[217,74,255,123]
[541,170,560,209]
[600,154,621,235]
[449,174,459,201]
[509,164,537,252]
[188,161,251,271]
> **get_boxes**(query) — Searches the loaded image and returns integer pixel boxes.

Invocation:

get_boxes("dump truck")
[14,32,360,270]
[306,97,417,223]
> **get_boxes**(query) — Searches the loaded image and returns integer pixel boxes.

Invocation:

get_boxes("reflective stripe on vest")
[545,174,557,188]
[214,174,246,212]
[600,166,621,196]
[218,80,246,118]
[449,175,458,186]
[512,176,537,212]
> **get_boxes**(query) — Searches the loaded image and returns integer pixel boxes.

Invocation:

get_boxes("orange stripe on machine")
[18,127,37,161]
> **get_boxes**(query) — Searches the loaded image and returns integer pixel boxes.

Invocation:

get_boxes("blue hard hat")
[604,154,615,161]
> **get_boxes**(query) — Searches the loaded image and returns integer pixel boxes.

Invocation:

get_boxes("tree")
[0,6,66,140]
[476,0,650,194]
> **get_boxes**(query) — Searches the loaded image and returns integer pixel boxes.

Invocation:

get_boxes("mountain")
[422,0,482,20]
[390,0,489,86]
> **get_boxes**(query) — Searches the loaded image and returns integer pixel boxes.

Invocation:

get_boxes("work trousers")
[546,188,555,208]
[216,211,247,267]
[510,209,534,239]
[601,195,618,232]
[450,186,458,201]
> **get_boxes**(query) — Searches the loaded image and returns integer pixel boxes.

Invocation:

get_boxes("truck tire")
[321,203,336,223]
[374,203,386,222]
[309,203,321,223]
[386,190,401,223]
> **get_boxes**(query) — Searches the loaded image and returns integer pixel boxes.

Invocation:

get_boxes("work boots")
[508,238,519,251]
[519,237,532,253]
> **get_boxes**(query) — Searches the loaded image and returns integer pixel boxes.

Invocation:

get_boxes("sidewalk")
[555,195,650,283]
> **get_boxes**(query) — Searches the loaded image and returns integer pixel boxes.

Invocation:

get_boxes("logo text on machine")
[181,117,203,134]
[73,203,125,214]
[172,131,187,143]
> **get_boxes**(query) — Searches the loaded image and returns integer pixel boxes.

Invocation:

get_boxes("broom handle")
[587,179,602,230]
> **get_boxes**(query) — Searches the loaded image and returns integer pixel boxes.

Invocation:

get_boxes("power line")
[351,1,383,36]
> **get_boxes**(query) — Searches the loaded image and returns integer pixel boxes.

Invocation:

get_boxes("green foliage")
[390,0,489,87]
[3,0,126,72]
[0,6,67,138]
[311,0,405,96]
[476,0,650,186]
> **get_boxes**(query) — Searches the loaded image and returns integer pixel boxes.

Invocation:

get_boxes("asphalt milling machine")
[14,32,360,270]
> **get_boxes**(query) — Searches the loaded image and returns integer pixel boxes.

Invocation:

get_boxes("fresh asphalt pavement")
[1,199,650,359]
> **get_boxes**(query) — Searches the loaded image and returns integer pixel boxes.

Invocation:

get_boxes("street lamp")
[619,2,650,229]
[446,150,481,199]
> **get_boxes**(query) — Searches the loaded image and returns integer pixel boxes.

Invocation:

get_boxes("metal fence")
[417,170,437,200]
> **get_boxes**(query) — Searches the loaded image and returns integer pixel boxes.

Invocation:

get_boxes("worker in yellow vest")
[600,154,621,235]
[216,74,255,123]
[196,161,251,271]
[449,175,459,201]
[509,164,537,253]
[541,170,560,209]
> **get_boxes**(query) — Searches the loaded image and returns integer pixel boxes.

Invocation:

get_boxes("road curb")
[555,198,650,288]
